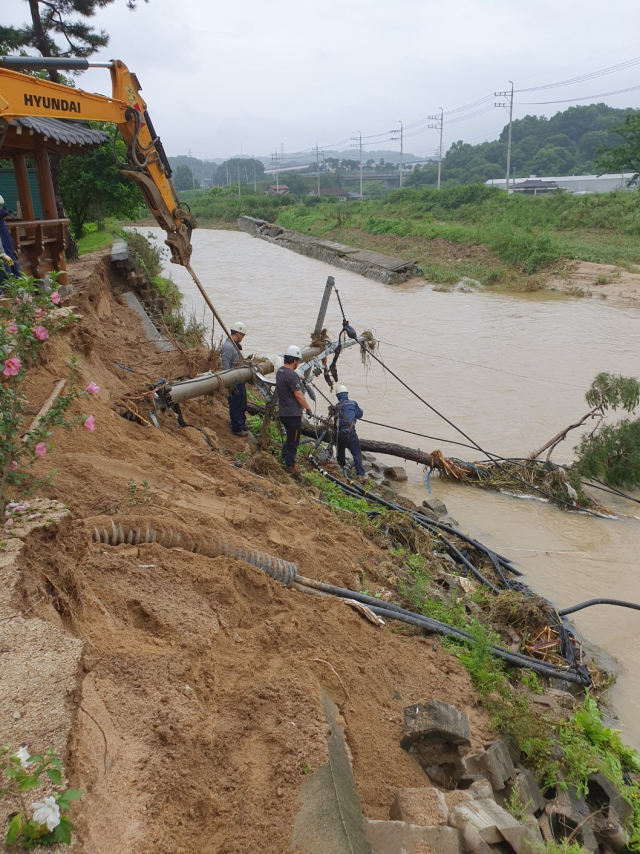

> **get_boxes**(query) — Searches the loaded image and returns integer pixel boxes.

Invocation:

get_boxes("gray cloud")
[5,0,640,158]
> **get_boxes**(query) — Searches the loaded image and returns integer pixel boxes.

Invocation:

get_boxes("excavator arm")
[0,57,196,266]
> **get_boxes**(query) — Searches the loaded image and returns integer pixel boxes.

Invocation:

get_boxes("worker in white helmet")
[276,345,312,474]
[334,384,365,477]
[221,321,249,437]
[0,195,20,287]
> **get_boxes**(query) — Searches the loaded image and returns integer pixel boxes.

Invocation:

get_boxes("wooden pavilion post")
[33,138,67,284]
[11,154,38,277]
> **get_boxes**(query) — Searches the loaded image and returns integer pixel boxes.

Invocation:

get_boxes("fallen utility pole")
[246,400,434,467]
[157,334,365,408]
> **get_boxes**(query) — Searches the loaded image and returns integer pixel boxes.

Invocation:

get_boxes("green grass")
[270,185,640,275]
[77,229,113,255]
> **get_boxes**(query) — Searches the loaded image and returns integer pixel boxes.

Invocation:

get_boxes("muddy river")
[150,227,640,745]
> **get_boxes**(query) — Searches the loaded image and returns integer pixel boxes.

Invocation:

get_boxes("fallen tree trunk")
[246,401,433,467]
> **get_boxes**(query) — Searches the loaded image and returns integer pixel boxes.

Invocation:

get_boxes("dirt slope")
[2,251,490,854]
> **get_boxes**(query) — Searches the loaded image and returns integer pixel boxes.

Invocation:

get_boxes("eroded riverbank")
[156,226,640,745]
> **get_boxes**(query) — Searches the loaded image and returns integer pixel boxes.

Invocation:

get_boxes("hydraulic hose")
[313,459,519,587]
[558,598,640,617]
[294,576,588,684]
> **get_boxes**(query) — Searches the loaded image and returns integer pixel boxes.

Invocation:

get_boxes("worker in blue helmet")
[334,384,365,477]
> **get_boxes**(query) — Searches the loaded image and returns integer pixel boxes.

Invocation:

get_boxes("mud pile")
[1,251,490,854]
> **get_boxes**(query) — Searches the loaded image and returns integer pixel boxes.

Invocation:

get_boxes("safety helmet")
[0,196,4,205]
[284,345,302,359]
[230,321,247,335]
[335,384,348,395]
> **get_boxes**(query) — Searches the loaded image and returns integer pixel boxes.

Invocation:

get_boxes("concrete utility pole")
[390,122,404,187]
[272,151,279,192]
[238,163,241,198]
[495,82,514,194]
[253,157,257,191]
[350,132,363,198]
[315,142,321,196]
[428,108,444,190]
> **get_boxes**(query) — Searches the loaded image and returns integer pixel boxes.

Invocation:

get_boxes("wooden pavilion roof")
[1,117,109,156]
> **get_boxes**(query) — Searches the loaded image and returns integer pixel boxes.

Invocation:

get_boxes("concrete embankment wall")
[237,215,422,285]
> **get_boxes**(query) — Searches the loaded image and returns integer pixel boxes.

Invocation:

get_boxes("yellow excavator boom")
[0,57,195,266]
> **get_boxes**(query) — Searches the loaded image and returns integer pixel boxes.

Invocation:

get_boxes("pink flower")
[84,415,95,433]
[6,322,17,334]
[33,326,49,341]
[34,309,44,319]
[51,292,60,305]
[10,461,17,471]
[86,382,100,395]
[3,358,21,376]
[4,518,13,529]
[35,443,47,458]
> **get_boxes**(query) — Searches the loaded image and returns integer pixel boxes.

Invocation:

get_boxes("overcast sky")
[6,0,640,159]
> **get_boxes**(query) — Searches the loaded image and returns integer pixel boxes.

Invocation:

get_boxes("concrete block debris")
[422,497,448,517]
[464,741,515,791]
[448,797,543,854]
[365,820,461,854]
[384,465,408,482]
[401,700,471,788]
[389,787,449,825]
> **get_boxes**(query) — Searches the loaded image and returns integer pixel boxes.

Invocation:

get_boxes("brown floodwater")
[151,226,640,745]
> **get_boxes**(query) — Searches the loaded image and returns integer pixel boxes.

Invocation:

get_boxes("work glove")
[306,408,312,417]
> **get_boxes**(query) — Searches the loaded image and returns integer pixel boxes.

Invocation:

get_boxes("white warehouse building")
[485,173,637,194]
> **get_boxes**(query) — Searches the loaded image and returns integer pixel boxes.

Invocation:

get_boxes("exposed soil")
[548,259,640,302]
[0,251,491,853]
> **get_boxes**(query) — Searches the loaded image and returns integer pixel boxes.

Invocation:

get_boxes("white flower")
[31,796,60,831]
[16,746,30,769]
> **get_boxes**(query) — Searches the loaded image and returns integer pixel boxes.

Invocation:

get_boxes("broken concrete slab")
[122,292,175,352]
[389,787,449,825]
[448,798,543,854]
[464,741,515,791]
[468,779,494,802]
[545,787,597,852]
[401,700,471,788]
[384,465,408,482]
[422,497,447,517]
[238,215,422,284]
[292,690,370,854]
[586,772,634,829]
[497,767,545,816]
[591,807,630,850]
[365,820,461,854]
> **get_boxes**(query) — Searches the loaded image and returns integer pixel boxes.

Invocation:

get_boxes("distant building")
[513,178,558,195]
[264,184,290,196]
[307,187,350,201]
[486,173,637,194]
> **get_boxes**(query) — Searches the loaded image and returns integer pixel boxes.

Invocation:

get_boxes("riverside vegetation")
[184,183,640,290]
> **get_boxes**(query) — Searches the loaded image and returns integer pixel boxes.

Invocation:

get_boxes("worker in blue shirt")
[334,384,365,477]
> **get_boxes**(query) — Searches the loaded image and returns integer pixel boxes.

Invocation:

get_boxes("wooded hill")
[408,103,634,186]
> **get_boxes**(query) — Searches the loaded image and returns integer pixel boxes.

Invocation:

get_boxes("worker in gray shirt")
[276,344,312,473]
[221,321,248,436]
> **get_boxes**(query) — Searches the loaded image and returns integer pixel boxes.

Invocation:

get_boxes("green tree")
[595,112,640,183]
[174,165,198,191]
[0,0,144,259]
[529,145,574,176]
[59,126,141,236]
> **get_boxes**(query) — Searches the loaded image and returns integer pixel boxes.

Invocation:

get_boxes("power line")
[516,55,640,92]
[376,340,586,388]
[273,53,640,169]
[519,84,640,105]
